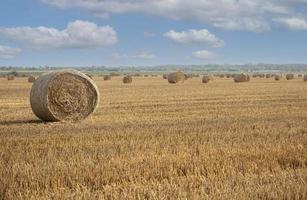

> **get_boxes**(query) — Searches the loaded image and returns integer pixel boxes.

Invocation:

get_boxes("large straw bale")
[30,69,99,122]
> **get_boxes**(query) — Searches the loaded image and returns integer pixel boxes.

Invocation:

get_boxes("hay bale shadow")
[0,120,44,126]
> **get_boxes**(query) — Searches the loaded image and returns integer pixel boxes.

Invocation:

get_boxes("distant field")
[0,76,306,199]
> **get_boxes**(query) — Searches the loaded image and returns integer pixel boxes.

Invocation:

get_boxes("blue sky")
[0,0,307,67]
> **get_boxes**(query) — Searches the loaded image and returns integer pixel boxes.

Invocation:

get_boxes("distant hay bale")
[304,75,307,81]
[274,75,281,81]
[123,75,132,84]
[30,69,100,122]
[167,71,185,84]
[7,75,14,81]
[234,73,250,83]
[134,73,141,77]
[259,74,265,78]
[266,74,271,78]
[144,74,149,77]
[226,74,231,78]
[219,74,225,78]
[286,74,294,80]
[298,74,303,78]
[202,75,214,83]
[163,74,168,79]
[28,75,36,83]
[104,75,111,81]
[184,74,193,80]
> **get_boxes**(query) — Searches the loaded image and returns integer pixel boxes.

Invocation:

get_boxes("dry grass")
[0,76,306,199]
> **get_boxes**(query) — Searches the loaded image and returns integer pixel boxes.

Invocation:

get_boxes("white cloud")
[273,17,307,30]
[112,51,156,60]
[40,0,307,32]
[0,45,21,59]
[164,29,224,47]
[212,18,271,32]
[0,20,117,49]
[192,50,217,60]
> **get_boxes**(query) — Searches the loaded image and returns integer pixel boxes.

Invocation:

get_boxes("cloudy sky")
[0,0,307,66]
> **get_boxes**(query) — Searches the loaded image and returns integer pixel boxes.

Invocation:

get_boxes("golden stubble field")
[0,76,306,199]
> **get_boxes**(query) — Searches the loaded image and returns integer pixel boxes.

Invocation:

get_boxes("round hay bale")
[163,74,168,79]
[104,75,111,81]
[134,73,141,77]
[286,74,294,80]
[123,75,132,84]
[266,74,271,78]
[202,75,214,83]
[274,75,281,81]
[234,73,250,83]
[28,75,36,83]
[7,75,14,81]
[167,72,185,84]
[30,70,99,122]
[304,75,307,81]
[298,74,303,78]
[259,74,265,78]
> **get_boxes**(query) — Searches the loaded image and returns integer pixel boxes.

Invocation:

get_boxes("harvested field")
[0,76,306,199]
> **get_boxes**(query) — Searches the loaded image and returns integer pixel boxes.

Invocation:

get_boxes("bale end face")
[30,70,100,122]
